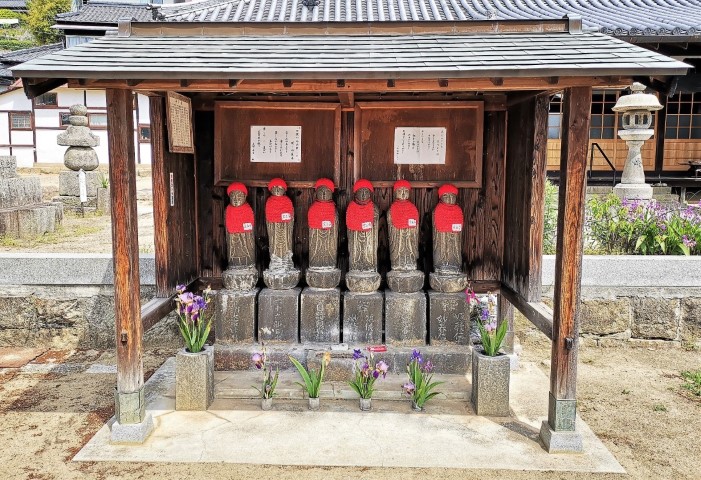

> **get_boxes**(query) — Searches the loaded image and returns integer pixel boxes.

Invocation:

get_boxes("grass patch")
[652,403,668,412]
[0,223,102,249]
[681,369,701,400]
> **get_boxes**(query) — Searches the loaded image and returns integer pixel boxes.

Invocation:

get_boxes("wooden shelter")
[12,15,687,450]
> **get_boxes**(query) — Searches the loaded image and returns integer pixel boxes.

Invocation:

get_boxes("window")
[590,90,618,140]
[665,93,701,140]
[10,112,31,130]
[60,112,71,127]
[139,125,151,142]
[88,113,107,128]
[65,35,99,48]
[548,94,563,139]
[34,92,57,106]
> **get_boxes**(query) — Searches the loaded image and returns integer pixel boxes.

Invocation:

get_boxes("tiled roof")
[55,1,154,25]
[0,43,62,65]
[11,32,689,80]
[154,0,701,37]
[0,0,26,10]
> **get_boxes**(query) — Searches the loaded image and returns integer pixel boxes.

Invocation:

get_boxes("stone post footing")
[110,414,154,444]
[539,421,584,453]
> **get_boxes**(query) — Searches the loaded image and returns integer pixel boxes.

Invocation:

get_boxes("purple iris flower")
[372,370,380,379]
[377,361,389,377]
[402,382,415,395]
[411,350,423,364]
[176,284,186,293]
[352,348,363,360]
[252,352,263,369]
[480,308,490,321]
[423,360,433,373]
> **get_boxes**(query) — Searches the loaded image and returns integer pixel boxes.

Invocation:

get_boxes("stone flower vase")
[261,397,273,411]
[471,347,510,416]
[308,397,320,411]
[175,345,214,411]
[359,398,372,411]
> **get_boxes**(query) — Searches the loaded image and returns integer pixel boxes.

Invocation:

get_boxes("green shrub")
[0,38,35,50]
[542,179,558,254]
[0,9,21,20]
[26,0,70,44]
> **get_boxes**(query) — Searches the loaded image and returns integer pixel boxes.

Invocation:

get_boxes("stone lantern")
[612,82,663,201]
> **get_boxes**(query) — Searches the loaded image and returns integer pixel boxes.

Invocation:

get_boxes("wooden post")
[107,88,147,427]
[541,86,591,452]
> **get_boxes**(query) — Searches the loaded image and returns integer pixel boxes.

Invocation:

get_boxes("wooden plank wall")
[502,94,549,302]
[195,99,506,287]
[150,96,199,296]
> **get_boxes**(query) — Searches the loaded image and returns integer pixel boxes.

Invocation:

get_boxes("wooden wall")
[194,98,507,288]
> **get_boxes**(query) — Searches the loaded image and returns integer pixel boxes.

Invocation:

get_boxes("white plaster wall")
[10,130,32,145]
[139,143,152,164]
[0,88,31,110]
[12,147,34,167]
[34,109,59,129]
[35,130,63,164]
[0,113,9,144]
[137,94,150,124]
[57,88,84,107]
[85,90,106,109]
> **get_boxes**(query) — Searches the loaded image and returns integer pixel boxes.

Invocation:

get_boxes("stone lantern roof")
[612,82,663,114]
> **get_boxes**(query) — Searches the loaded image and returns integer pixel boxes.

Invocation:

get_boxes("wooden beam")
[106,88,145,422]
[149,96,170,297]
[548,86,591,432]
[338,91,354,107]
[654,93,667,175]
[141,296,175,332]
[500,284,554,340]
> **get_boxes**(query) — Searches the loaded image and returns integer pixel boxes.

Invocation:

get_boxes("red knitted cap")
[268,177,287,191]
[314,178,335,192]
[227,182,247,196]
[393,179,411,192]
[438,183,458,197]
[353,179,374,193]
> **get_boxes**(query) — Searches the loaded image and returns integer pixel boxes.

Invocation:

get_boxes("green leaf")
[289,357,314,395]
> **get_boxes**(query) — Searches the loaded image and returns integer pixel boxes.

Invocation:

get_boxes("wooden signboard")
[354,101,484,187]
[165,92,194,154]
[214,102,341,187]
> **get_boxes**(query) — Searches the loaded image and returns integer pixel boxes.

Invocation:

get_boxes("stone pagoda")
[56,104,104,209]
[0,155,63,238]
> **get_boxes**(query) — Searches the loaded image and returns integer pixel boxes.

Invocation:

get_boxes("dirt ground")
[0,321,699,480]
[0,171,154,253]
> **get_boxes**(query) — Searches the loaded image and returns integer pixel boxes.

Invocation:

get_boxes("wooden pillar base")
[547,392,577,431]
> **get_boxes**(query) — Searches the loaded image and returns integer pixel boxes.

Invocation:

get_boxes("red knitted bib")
[390,200,419,229]
[225,204,255,234]
[266,195,294,223]
[434,203,463,233]
[308,201,336,230]
[346,201,375,232]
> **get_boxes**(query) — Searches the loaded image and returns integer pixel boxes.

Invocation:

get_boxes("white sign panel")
[394,127,447,165]
[78,169,87,203]
[250,126,302,163]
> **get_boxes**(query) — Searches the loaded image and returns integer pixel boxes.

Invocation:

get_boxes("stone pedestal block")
[385,290,427,346]
[471,348,510,416]
[59,170,102,197]
[258,287,300,342]
[96,186,110,214]
[0,202,63,239]
[429,272,469,293]
[215,288,258,343]
[176,346,214,411]
[343,291,383,344]
[222,268,258,291]
[429,290,469,345]
[345,270,381,293]
[386,270,424,293]
[0,177,42,209]
[263,269,300,289]
[300,287,340,343]
[539,421,583,453]
[306,267,341,289]
[0,155,17,178]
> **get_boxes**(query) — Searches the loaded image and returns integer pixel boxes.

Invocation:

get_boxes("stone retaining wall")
[0,254,698,349]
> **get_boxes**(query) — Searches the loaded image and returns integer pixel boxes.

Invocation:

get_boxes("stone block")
[580,298,631,335]
[214,343,306,371]
[64,146,99,171]
[681,297,701,341]
[215,288,258,344]
[305,267,341,289]
[175,346,214,411]
[386,270,424,293]
[343,291,383,344]
[539,421,583,453]
[429,272,468,293]
[54,195,97,208]
[428,290,469,345]
[300,287,340,343]
[385,290,427,346]
[96,186,110,215]
[110,415,154,445]
[345,270,381,293]
[631,297,680,340]
[58,170,102,197]
[0,155,17,178]
[471,348,510,416]
[114,386,146,425]
[263,269,300,290]
[0,204,60,238]
[0,177,42,209]
[222,268,258,291]
[258,287,300,343]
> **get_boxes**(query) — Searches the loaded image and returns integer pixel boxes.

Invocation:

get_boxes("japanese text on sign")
[393,127,446,165]
[250,126,302,163]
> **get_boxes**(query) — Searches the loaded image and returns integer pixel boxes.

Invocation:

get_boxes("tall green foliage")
[26,0,71,45]
[542,179,559,254]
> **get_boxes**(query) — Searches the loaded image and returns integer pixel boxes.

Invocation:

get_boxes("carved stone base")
[306,267,341,289]
[300,287,341,343]
[263,269,300,290]
[387,269,424,293]
[343,290,383,344]
[385,290,427,346]
[429,272,469,293]
[222,268,258,291]
[428,290,469,345]
[215,288,258,343]
[258,287,300,342]
[345,270,381,293]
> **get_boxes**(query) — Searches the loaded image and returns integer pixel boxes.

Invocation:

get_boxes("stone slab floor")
[75,358,624,473]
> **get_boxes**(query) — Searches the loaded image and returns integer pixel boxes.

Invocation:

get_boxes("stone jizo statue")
[429,183,468,292]
[222,182,258,291]
[263,177,300,289]
[387,179,424,293]
[345,179,381,293]
[306,178,341,289]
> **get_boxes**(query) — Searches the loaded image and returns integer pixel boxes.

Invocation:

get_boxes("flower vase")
[175,345,214,411]
[411,400,423,412]
[471,347,510,416]
[308,397,320,411]
[359,398,372,411]
[261,397,273,410]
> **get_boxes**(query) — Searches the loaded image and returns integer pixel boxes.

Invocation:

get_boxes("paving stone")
[385,290,426,346]
[215,289,258,344]
[258,288,300,343]
[342,291,383,344]
[429,290,469,345]
[300,287,340,343]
